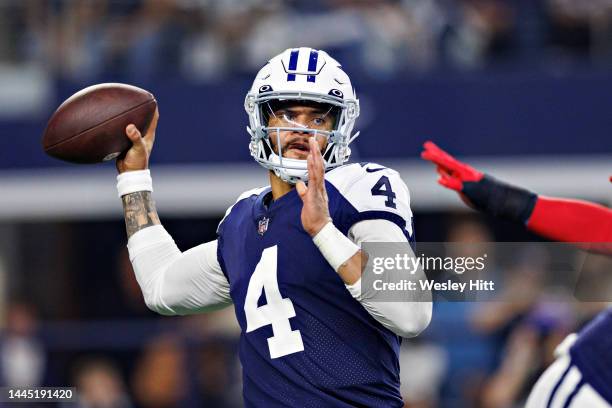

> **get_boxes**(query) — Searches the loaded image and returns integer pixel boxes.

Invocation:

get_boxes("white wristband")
[312,222,360,272]
[116,169,153,198]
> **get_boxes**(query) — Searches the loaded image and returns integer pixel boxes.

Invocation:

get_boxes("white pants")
[526,334,611,408]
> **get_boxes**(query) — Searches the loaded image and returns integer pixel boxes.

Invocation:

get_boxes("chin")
[284,151,309,160]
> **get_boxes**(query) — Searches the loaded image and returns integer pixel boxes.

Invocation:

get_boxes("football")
[42,83,157,164]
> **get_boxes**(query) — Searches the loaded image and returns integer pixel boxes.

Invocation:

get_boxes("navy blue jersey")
[570,307,612,404]
[217,163,414,407]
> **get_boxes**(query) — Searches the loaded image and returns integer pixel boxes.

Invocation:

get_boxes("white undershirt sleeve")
[127,225,232,316]
[346,219,432,338]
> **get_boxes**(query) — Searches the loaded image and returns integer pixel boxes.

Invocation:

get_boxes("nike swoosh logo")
[365,167,386,173]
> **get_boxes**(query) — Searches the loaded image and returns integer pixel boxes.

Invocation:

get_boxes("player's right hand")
[421,141,483,191]
[116,108,159,174]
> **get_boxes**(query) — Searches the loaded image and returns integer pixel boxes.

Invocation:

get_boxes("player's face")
[266,102,335,160]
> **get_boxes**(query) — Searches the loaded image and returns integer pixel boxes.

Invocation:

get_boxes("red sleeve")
[527,196,612,253]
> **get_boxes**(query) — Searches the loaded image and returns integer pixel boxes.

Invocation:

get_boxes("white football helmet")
[245,47,360,184]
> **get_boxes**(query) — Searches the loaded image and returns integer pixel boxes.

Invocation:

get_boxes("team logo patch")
[258,217,270,235]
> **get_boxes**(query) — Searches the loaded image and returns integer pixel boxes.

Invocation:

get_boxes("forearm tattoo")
[121,191,161,238]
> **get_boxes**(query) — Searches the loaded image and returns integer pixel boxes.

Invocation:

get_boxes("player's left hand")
[296,137,332,237]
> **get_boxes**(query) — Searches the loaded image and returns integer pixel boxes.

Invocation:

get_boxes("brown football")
[42,83,157,164]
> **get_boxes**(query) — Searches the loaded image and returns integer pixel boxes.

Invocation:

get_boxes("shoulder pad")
[326,163,413,235]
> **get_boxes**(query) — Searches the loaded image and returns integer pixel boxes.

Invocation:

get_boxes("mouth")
[285,141,310,155]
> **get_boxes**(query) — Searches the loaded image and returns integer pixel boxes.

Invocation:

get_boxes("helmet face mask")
[245,48,360,184]
[262,100,339,133]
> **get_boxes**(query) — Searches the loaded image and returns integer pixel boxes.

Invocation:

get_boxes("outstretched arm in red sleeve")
[528,196,612,243]
[421,141,612,251]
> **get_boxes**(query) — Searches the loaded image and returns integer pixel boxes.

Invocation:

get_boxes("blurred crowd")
[1,0,612,83]
[1,215,610,408]
[0,301,243,408]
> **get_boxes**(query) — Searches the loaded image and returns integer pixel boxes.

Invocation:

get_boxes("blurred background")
[0,0,611,407]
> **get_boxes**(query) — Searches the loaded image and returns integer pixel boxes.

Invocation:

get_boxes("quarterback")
[115,48,432,407]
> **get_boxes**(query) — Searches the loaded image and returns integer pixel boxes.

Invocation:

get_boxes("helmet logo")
[286,49,320,82]
[258,85,272,93]
[328,89,343,98]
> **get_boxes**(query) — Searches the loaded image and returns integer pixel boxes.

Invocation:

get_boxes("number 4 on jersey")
[244,246,304,359]
[371,175,397,209]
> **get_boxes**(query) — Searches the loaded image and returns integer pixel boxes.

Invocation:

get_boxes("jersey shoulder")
[325,162,413,234]
[325,162,412,212]
[217,185,269,232]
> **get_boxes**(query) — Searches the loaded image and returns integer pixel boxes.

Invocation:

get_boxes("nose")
[291,127,310,136]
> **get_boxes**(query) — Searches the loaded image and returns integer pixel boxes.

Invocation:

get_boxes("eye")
[313,117,325,126]
[282,111,296,121]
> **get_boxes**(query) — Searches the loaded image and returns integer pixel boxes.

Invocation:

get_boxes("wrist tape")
[312,222,360,272]
[116,169,153,198]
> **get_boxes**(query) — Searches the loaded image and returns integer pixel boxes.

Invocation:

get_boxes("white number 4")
[244,245,304,359]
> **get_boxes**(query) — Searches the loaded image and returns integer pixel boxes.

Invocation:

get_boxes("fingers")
[421,149,446,167]
[423,140,448,157]
[436,165,453,178]
[436,162,462,191]
[125,124,141,143]
[421,144,458,171]
[308,137,324,184]
[424,140,484,183]
[296,181,307,199]
[422,140,459,166]
[438,174,463,191]
[306,142,315,183]
[125,108,158,155]
[125,124,147,154]
[143,108,159,146]
[311,135,324,163]
[423,140,439,152]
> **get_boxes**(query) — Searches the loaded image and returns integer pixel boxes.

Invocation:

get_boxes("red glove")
[421,141,483,191]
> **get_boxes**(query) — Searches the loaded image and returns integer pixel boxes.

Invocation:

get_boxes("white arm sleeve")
[127,225,232,316]
[346,219,432,338]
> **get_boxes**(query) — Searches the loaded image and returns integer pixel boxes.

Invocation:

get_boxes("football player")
[115,48,432,407]
[422,141,612,408]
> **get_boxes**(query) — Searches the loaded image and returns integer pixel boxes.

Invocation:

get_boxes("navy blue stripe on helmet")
[287,49,299,81]
[307,50,318,83]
